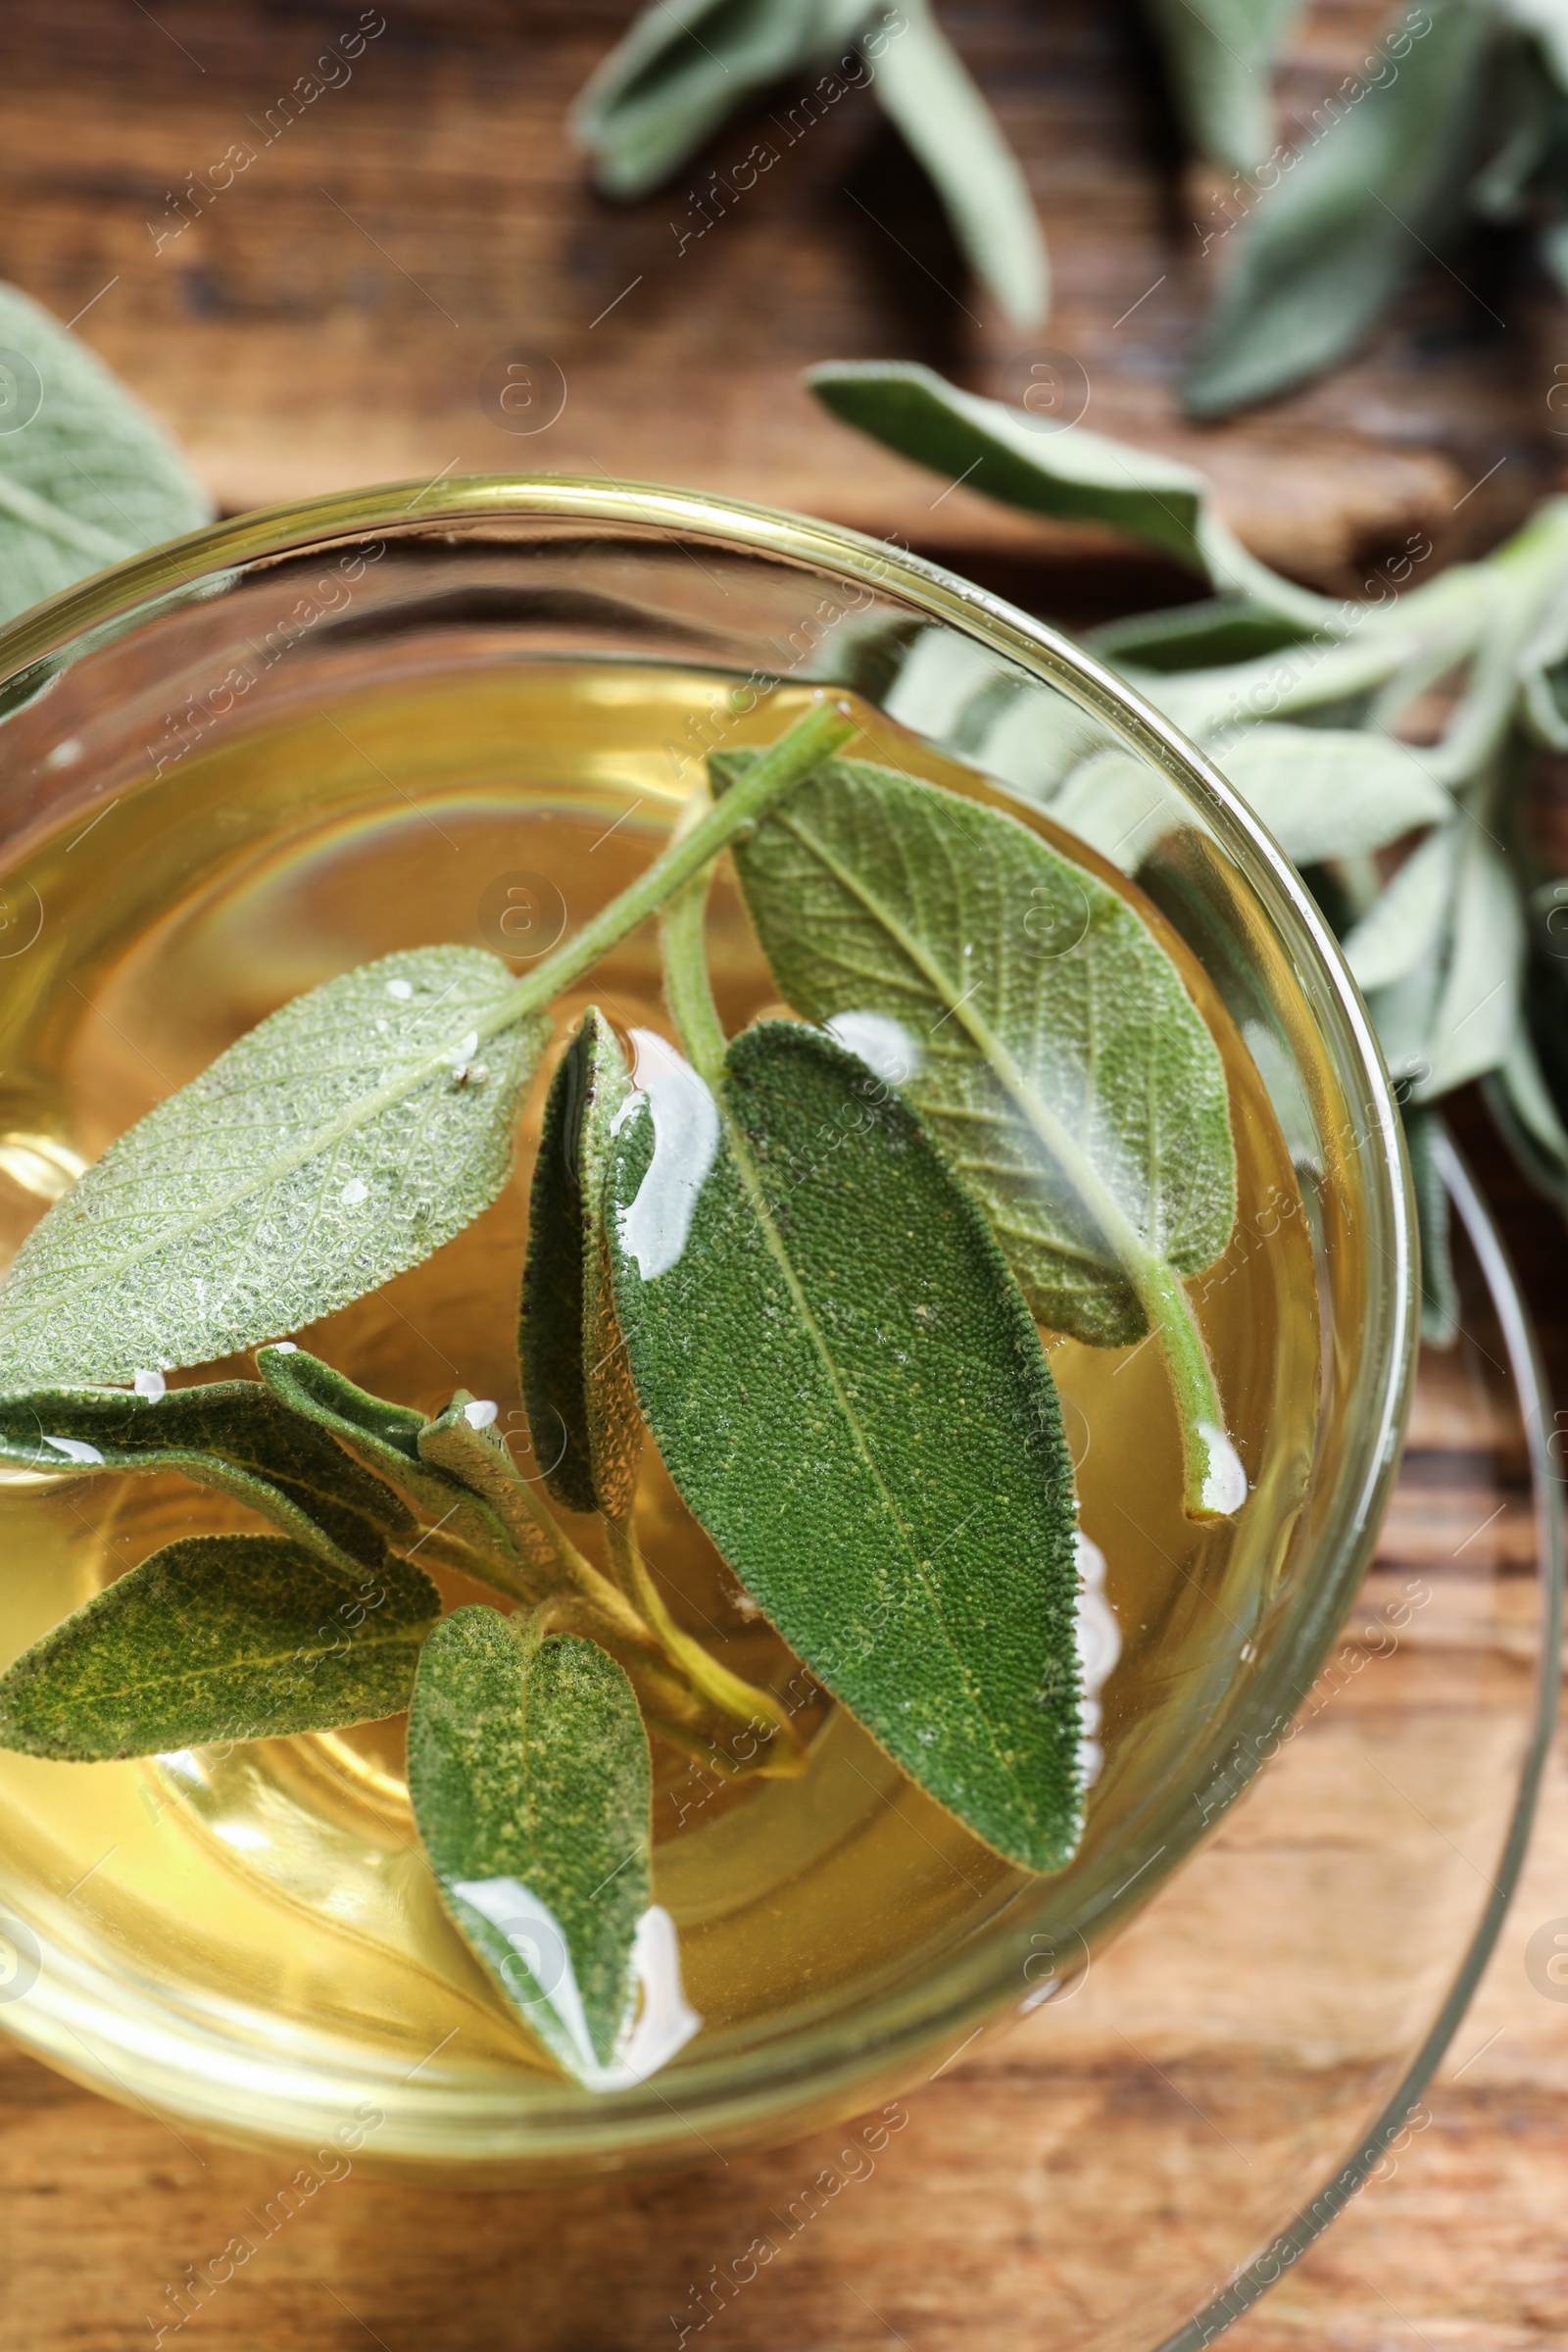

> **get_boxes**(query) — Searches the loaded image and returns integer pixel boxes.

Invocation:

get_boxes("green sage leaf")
[1183,0,1492,417]
[1090,597,1325,673]
[608,1019,1083,1874]
[806,358,1331,624]
[409,1606,694,2087]
[520,1010,643,1519]
[1343,824,1455,995]
[1404,1104,1459,1347]
[0,1534,439,1760]
[873,0,1049,327]
[0,949,551,1390]
[0,281,212,626]
[415,1395,570,1597]
[1144,0,1300,172]
[1418,828,1523,1097]
[1213,725,1449,864]
[0,1377,412,1579]
[713,749,1236,1349]
[571,0,871,199]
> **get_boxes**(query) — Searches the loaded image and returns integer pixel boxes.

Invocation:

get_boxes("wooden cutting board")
[0,6,1564,2345]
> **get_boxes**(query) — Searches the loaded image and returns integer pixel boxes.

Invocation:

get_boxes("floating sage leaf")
[0,1534,439,1760]
[1213,725,1449,864]
[520,1009,642,1519]
[872,0,1049,327]
[409,1606,696,2087]
[0,1378,412,1580]
[0,281,212,626]
[608,1019,1083,1873]
[1143,0,1300,173]
[1182,0,1491,417]
[713,749,1237,1349]
[806,358,1331,624]
[0,949,551,1390]
[253,1343,518,1566]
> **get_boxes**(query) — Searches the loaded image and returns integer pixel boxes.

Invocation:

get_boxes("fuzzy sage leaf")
[1182,0,1491,417]
[0,1378,413,1580]
[609,1019,1084,1874]
[409,1606,697,2087]
[520,1009,642,1519]
[1143,0,1300,174]
[0,281,212,625]
[807,359,1331,625]
[712,749,1242,1519]
[0,949,551,1390]
[0,1535,439,1760]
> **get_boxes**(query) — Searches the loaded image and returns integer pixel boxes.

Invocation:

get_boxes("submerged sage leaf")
[0,281,212,625]
[253,1344,507,1541]
[408,1607,688,2085]
[1183,0,1491,416]
[0,1379,413,1580]
[520,1010,642,1519]
[0,950,551,1390]
[0,1534,439,1760]
[713,749,1237,1351]
[609,1020,1083,1874]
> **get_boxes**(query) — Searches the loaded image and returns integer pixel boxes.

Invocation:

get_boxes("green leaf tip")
[609,1017,1086,1874]
[0,1535,439,1761]
[410,1606,700,2087]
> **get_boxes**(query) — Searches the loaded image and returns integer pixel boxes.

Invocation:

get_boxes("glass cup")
[0,477,1424,2231]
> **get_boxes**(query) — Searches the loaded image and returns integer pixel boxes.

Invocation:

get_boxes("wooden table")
[0,4,1566,2344]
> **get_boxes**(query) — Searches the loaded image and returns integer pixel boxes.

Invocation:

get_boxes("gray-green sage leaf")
[0,949,551,1390]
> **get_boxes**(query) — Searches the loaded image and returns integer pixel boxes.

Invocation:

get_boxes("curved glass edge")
[0,475,1421,2154]
[1157,1135,1566,2351]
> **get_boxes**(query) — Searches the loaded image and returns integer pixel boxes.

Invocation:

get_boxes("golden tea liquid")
[0,666,1317,2123]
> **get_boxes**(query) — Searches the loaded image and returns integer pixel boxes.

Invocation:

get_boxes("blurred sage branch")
[569,0,1049,329]
[810,357,1568,1339]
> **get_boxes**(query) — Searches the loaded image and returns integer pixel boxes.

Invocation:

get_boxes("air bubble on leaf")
[132,1368,166,1400]
[42,1435,104,1465]
[826,1008,923,1083]
[385,979,414,1002]
[464,1398,499,1430]
[449,1031,480,1065]
[340,1177,369,1207]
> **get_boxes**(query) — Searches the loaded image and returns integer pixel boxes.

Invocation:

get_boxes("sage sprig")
[0,692,1244,2086]
[810,359,1568,1330]
[570,0,1049,328]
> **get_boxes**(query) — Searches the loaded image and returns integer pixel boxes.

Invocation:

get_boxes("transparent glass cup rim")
[0,475,1428,2202]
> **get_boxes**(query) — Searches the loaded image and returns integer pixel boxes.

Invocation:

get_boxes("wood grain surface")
[0,4,1565,2346]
